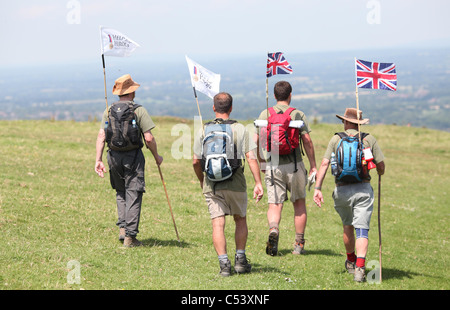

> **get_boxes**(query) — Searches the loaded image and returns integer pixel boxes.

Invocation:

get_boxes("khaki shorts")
[265,161,307,204]
[332,182,374,229]
[204,190,247,219]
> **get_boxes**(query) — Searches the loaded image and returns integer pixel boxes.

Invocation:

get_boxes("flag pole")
[355,58,362,141]
[266,52,269,120]
[378,174,383,282]
[266,77,269,119]
[102,54,109,116]
[193,86,203,126]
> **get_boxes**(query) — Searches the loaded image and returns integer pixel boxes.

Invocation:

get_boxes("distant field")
[0,118,448,292]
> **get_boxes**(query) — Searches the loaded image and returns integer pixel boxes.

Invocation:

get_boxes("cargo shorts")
[332,182,374,229]
[265,161,307,204]
[204,190,247,219]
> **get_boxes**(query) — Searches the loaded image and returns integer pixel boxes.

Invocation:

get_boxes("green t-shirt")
[194,119,257,194]
[323,129,385,182]
[101,101,156,133]
[256,104,311,165]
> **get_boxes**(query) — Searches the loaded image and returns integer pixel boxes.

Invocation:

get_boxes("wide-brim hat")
[336,108,369,125]
[112,74,140,95]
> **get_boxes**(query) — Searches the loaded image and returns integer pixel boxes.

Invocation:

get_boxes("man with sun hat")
[95,74,163,247]
[313,108,385,282]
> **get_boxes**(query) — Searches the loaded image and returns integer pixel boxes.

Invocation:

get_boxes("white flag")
[185,55,221,99]
[100,26,140,57]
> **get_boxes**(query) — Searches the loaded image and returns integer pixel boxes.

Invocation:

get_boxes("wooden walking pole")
[378,174,382,282]
[157,165,181,244]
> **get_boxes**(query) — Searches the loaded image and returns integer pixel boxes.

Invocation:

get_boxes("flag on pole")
[266,52,293,78]
[356,59,397,91]
[185,55,221,99]
[100,26,140,57]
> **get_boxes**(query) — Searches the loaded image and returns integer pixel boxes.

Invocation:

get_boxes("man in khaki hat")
[95,74,163,247]
[313,108,385,282]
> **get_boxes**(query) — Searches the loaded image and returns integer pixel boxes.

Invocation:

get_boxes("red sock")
[347,252,356,262]
[356,257,366,268]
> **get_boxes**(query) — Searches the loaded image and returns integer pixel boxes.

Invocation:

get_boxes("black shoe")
[219,259,232,277]
[234,254,251,274]
[265,228,279,256]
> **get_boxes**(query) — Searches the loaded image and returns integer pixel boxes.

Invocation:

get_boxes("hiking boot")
[345,260,356,274]
[354,266,366,282]
[234,254,252,274]
[123,236,142,248]
[119,228,125,241]
[219,259,232,277]
[292,242,306,255]
[266,228,279,256]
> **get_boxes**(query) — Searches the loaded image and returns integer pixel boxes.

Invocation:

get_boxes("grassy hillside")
[0,118,448,292]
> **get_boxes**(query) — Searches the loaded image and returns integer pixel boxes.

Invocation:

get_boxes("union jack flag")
[267,52,293,78]
[356,59,397,91]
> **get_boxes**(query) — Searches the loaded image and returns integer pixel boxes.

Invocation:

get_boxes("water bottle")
[331,152,338,176]
[104,121,108,129]
[132,119,136,128]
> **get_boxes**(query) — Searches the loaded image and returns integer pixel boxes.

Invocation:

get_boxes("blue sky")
[1,0,449,66]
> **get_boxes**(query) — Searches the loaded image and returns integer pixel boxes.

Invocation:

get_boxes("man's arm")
[143,130,163,166]
[246,149,264,203]
[301,133,317,175]
[313,158,330,208]
[192,154,204,189]
[95,129,107,178]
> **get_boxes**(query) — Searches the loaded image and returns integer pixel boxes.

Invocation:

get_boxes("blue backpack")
[201,119,242,182]
[335,132,369,183]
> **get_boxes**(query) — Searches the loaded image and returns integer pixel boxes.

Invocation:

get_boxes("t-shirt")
[323,129,385,182]
[193,118,257,194]
[100,101,156,133]
[256,104,311,165]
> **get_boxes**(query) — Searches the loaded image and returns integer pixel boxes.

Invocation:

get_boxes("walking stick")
[378,174,382,282]
[157,165,181,244]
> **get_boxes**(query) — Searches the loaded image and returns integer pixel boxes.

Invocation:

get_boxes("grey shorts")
[264,161,307,204]
[204,190,247,219]
[107,148,146,193]
[332,182,374,229]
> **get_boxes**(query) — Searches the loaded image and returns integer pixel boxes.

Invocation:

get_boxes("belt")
[336,180,370,187]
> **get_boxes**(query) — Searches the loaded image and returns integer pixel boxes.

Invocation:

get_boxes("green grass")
[0,118,449,290]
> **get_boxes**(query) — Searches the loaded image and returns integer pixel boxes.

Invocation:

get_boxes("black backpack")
[105,101,143,151]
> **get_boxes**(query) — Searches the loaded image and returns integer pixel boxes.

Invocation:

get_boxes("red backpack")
[261,107,299,155]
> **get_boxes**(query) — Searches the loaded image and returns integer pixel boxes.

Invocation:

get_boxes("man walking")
[255,81,317,256]
[313,108,385,282]
[95,74,163,247]
[193,92,264,276]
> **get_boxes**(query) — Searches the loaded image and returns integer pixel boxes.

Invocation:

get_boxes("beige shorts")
[204,190,247,219]
[265,161,307,204]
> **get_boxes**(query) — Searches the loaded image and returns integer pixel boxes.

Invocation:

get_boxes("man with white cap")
[313,108,385,282]
[95,74,163,247]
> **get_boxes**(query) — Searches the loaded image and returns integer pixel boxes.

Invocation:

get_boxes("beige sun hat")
[336,108,369,125]
[112,74,140,95]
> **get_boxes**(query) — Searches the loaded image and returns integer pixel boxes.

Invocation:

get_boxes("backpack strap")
[268,107,276,116]
[284,107,296,115]
[335,132,347,139]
